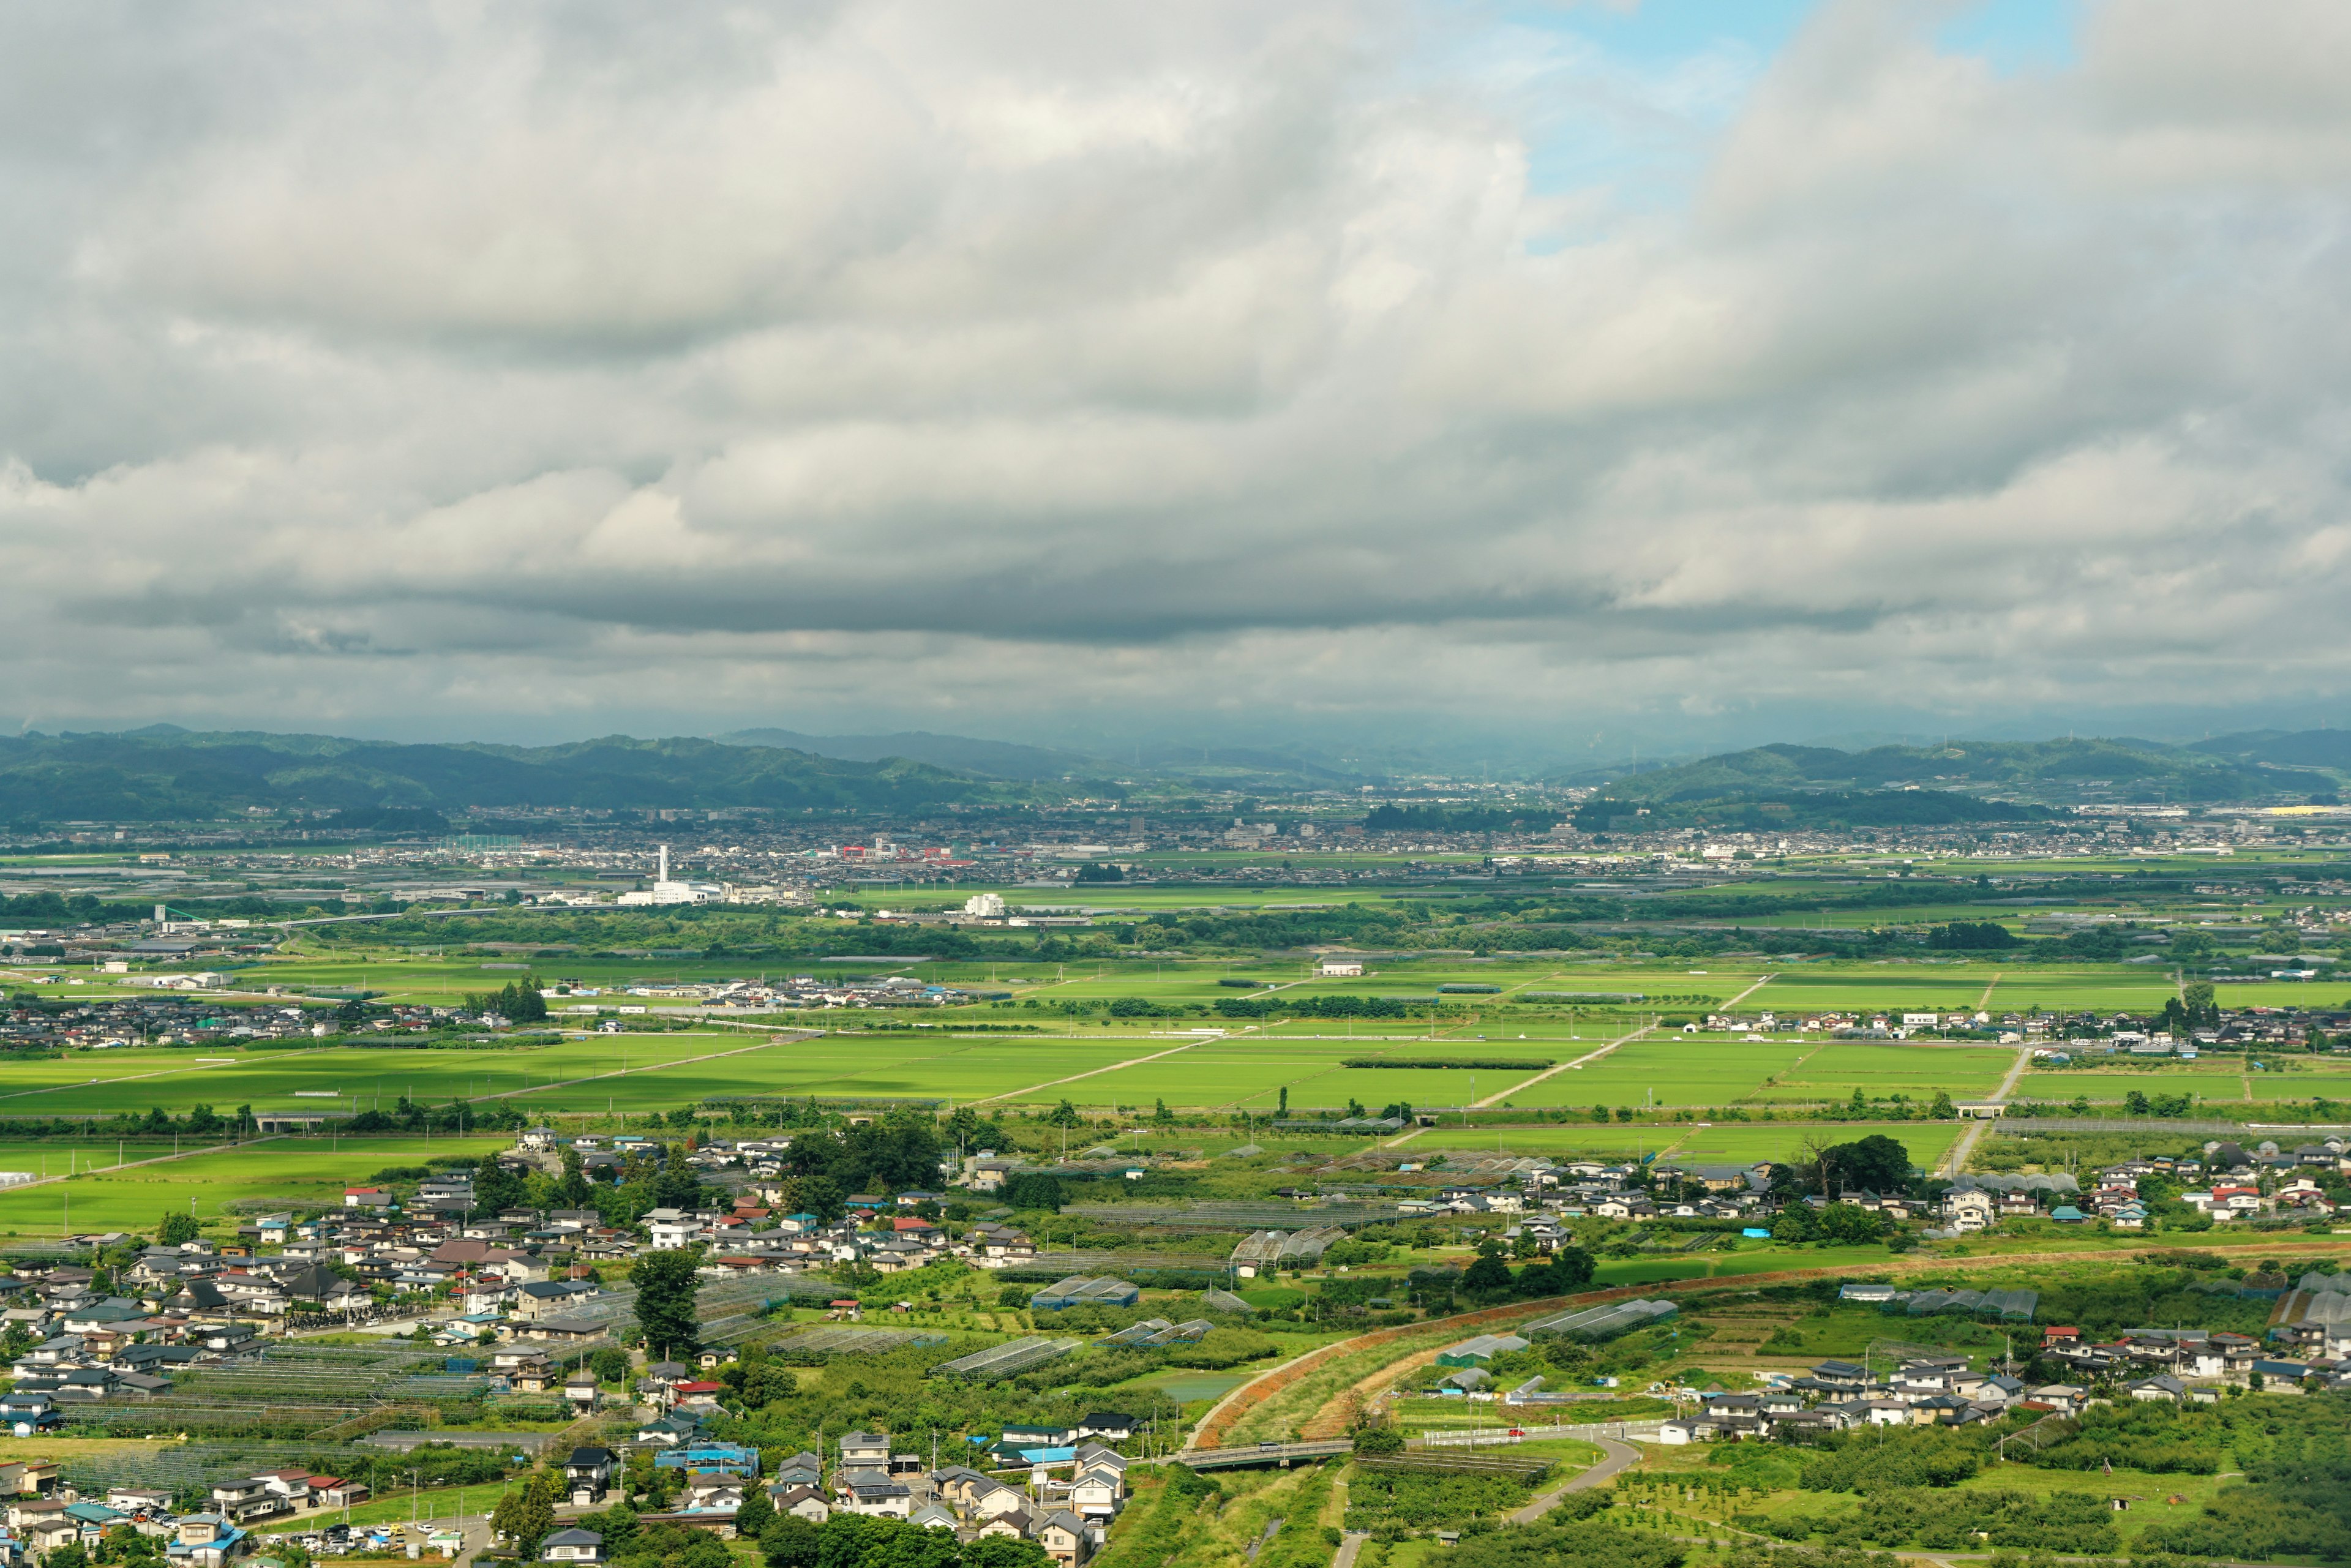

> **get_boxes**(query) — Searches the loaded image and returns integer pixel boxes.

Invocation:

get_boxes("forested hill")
[0,730,1041,821]
[1584,735,2339,809]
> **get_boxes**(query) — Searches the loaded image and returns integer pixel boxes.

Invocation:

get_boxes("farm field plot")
[1018,1035,1556,1112]
[0,1134,514,1234]
[2019,1063,2251,1096]
[1510,1035,1815,1109]
[0,1140,236,1176]
[1657,1119,1967,1169]
[1749,1041,2015,1103]
[2214,981,2351,1009]
[0,1033,789,1117]
[1404,1123,1668,1158]
[1982,972,2185,1013]
[1749,967,2007,1014]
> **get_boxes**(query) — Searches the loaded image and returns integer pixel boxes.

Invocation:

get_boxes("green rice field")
[0,1135,516,1235]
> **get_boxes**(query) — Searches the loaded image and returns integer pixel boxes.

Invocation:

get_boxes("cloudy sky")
[6,0,2350,753]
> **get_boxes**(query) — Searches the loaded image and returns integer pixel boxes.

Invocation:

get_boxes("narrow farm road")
[0,1049,332,1103]
[6,1133,291,1190]
[466,1032,819,1103]
[970,1040,1203,1106]
[1942,1041,2036,1176]
[1474,1021,1655,1109]
[1509,1438,1642,1523]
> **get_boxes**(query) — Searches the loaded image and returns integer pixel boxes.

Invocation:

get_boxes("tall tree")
[630,1248,703,1356]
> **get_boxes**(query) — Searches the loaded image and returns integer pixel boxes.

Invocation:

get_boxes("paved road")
[1332,1532,1371,1568]
[1509,1438,1641,1524]
[1944,1043,2035,1176]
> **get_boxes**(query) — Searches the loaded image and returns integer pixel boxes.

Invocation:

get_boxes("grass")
[0,1134,516,1233]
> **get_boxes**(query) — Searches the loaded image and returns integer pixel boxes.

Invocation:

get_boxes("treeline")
[1363,803,1560,833]
[1215,994,1422,1019]
[1340,1056,1547,1070]
[2,1105,256,1138]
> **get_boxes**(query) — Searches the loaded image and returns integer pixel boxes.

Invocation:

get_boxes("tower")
[658,844,669,883]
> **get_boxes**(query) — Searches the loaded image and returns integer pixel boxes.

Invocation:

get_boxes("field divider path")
[1943,1041,2034,1176]
[462,1032,821,1102]
[1509,1438,1640,1523]
[1722,973,1775,1010]
[967,1040,1204,1106]
[1976,971,2003,1010]
[0,1048,336,1104]
[6,1133,290,1190]
[1472,1019,1660,1109]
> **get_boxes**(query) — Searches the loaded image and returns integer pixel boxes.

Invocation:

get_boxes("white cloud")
[4,0,2351,742]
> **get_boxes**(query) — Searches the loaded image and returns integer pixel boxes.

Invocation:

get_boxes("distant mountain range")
[12,724,2346,827]
[0,730,1040,823]
[1580,733,2344,817]
[716,727,1093,781]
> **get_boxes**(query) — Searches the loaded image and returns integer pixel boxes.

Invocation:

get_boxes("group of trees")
[1458,1237,1597,1300]
[460,976,550,1023]
[344,1096,528,1136]
[9,1104,255,1139]
[1925,921,2020,950]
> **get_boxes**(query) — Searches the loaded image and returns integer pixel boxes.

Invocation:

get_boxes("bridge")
[1177,1440,1354,1471]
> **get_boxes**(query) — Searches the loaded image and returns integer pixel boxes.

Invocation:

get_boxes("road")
[0,1133,290,1190]
[1943,1042,2035,1176]
[1469,1021,1657,1110]
[1508,1438,1642,1523]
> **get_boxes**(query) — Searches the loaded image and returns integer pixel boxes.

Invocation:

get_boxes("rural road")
[1471,1021,1657,1109]
[1509,1438,1642,1523]
[465,1032,816,1103]
[1943,1042,2036,1176]
[1469,972,1772,1110]
[1331,1532,1371,1568]
[972,1039,1204,1106]
[4,1133,290,1190]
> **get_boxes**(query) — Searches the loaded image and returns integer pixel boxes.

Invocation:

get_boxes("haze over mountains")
[6,724,2349,825]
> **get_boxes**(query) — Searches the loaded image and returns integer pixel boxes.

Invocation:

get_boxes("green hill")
[0,730,1041,823]
[1570,735,2338,827]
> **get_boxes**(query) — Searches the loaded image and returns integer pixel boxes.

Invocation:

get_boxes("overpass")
[1178,1440,1354,1471]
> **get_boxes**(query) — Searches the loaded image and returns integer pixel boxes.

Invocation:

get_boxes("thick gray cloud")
[5,0,2351,743]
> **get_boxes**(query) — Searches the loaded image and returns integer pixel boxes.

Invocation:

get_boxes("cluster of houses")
[542,1423,1138,1568]
[1654,1330,2350,1444]
[1690,1003,2351,1051]
[0,1467,375,1568]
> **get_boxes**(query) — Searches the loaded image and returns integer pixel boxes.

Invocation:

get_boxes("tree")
[759,1514,821,1568]
[733,1483,774,1540]
[1044,1099,1082,1129]
[492,1469,560,1550]
[1351,1425,1405,1456]
[797,1175,845,1222]
[1152,1098,1176,1127]
[631,1248,703,1355]
[743,1364,798,1407]
[1461,1239,1514,1295]
[157,1210,200,1247]
[1824,1134,1914,1194]
[558,1147,593,1209]
[1003,1174,1064,1212]
[964,1538,1052,1568]
[1928,1090,1957,1120]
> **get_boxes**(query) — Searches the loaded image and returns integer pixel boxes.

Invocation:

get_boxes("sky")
[6,0,2351,756]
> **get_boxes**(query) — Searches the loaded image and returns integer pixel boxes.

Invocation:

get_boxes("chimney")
[658,844,669,883]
